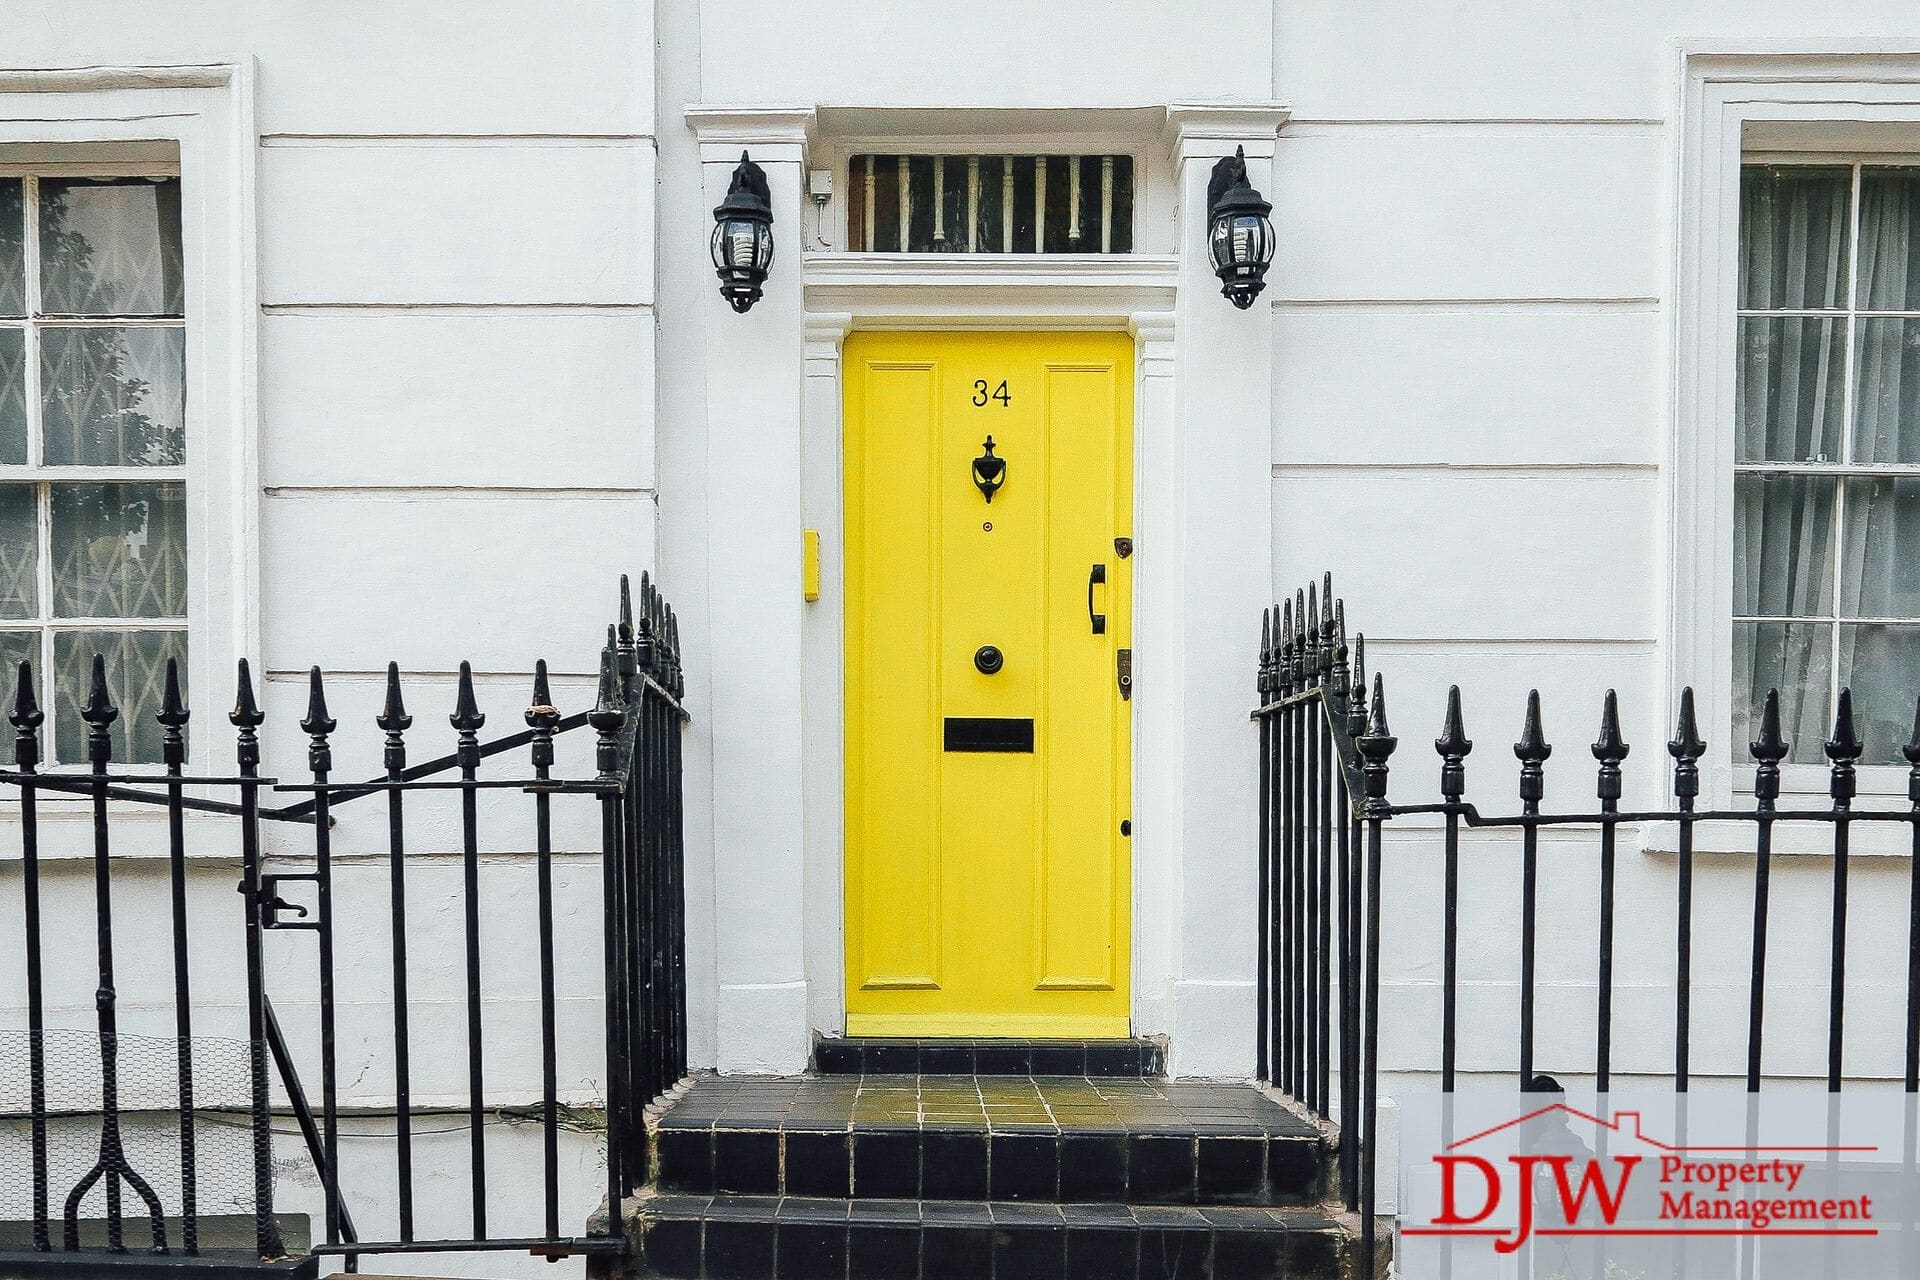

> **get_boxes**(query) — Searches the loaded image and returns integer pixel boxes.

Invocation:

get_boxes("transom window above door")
[847,154,1134,253]
[0,172,186,764]
[1734,162,1920,766]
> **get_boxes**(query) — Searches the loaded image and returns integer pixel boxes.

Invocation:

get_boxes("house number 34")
[972,379,1011,407]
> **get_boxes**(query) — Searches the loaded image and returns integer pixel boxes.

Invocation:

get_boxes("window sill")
[1641,814,1917,859]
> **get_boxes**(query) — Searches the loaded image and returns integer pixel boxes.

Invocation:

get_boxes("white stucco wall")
[1269,0,1920,1112]
[0,6,653,1275]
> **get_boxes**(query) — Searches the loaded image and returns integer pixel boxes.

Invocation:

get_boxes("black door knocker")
[971,436,1006,503]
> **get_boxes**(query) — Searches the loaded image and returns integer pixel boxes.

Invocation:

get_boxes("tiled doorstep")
[635,1193,1352,1280]
[652,1076,1325,1207]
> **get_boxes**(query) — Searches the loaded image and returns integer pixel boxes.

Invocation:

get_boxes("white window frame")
[0,64,260,839]
[1674,44,1920,821]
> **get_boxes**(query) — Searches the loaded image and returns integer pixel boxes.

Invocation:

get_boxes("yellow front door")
[844,330,1133,1038]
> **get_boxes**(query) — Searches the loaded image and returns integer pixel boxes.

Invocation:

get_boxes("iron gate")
[1,574,686,1276]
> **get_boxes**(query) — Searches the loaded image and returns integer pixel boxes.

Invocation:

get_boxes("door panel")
[844,331,1133,1037]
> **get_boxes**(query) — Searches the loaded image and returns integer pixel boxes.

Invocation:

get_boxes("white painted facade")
[3,3,1920,1273]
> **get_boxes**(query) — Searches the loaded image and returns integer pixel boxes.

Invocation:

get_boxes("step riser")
[641,1212,1349,1280]
[656,1129,1324,1206]
[812,1038,1164,1078]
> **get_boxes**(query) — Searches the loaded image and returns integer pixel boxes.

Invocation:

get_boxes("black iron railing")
[1254,572,1920,1279]
[2,573,687,1274]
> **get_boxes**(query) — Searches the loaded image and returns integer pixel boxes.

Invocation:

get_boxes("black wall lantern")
[711,151,774,313]
[1206,145,1275,310]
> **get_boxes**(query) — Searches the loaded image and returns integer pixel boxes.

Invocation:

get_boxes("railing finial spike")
[1669,686,1705,803]
[10,660,42,769]
[301,666,335,737]
[377,660,412,732]
[1749,688,1787,808]
[1592,689,1629,761]
[618,573,634,645]
[1357,672,1398,809]
[1826,686,1862,763]
[9,658,40,726]
[593,627,623,722]
[228,657,261,726]
[1905,694,1920,768]
[1434,683,1473,793]
[1750,688,1786,764]
[157,657,188,728]
[1591,689,1628,803]
[530,657,553,713]
[1514,689,1551,764]
[1826,686,1861,805]
[451,659,486,733]
[83,652,119,727]
[303,666,336,774]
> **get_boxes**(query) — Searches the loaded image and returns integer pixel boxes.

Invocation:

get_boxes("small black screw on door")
[974,645,1004,675]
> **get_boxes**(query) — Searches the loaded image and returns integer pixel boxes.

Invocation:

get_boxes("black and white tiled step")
[635,1193,1349,1280]
[812,1037,1165,1078]
[654,1076,1325,1207]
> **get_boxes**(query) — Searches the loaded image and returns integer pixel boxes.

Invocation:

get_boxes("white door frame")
[798,256,1181,1045]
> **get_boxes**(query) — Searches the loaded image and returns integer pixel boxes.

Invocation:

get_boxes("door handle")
[1087,563,1107,635]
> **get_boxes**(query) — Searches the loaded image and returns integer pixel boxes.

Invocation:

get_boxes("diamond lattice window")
[847,154,1134,253]
[0,172,186,764]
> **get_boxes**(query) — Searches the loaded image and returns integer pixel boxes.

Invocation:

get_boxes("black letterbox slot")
[943,717,1035,753]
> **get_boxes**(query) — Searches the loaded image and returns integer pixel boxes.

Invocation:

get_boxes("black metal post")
[378,663,416,1239]
[1592,690,1628,1093]
[527,661,563,1242]
[12,662,50,1253]
[232,660,282,1260]
[1748,690,1786,1092]
[158,661,198,1254]
[1515,691,1550,1091]
[452,662,489,1237]
[302,669,343,1249]
[1670,689,1704,1093]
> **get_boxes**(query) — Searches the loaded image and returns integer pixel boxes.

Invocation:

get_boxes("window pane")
[38,177,184,316]
[1839,624,1920,766]
[50,481,187,619]
[1851,316,1920,463]
[40,326,185,466]
[1859,167,1920,312]
[0,178,22,317]
[1838,477,1920,618]
[1734,474,1835,617]
[1734,620,1832,765]
[1740,165,1852,311]
[1736,316,1847,462]
[0,485,35,618]
[0,327,24,464]
[53,628,185,764]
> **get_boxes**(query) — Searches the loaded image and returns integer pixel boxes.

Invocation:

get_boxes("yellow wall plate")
[803,528,821,602]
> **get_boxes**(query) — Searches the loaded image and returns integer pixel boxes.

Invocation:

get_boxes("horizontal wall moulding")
[1281,118,1666,131]
[1270,461,1659,476]
[261,301,656,314]
[1267,295,1661,310]
[260,133,655,147]
[263,485,657,499]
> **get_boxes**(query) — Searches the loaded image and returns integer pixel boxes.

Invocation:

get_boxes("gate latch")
[258,871,321,931]
[1116,648,1132,701]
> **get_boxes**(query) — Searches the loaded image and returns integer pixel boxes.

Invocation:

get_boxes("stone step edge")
[651,1124,1327,1206]
[811,1036,1167,1078]
[632,1194,1358,1280]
